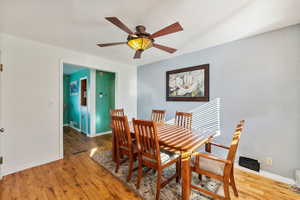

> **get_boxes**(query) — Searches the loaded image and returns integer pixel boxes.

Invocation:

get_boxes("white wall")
[138,24,300,179]
[0,33,137,175]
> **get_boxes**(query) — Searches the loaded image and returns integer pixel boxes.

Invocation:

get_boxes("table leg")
[181,152,191,200]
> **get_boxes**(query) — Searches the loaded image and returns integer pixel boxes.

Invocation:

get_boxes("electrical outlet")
[265,157,273,166]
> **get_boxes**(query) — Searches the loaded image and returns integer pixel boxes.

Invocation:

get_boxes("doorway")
[79,77,88,134]
[62,63,116,157]
[0,52,3,179]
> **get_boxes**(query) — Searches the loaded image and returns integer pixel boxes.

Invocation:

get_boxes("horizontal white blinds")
[167,98,221,136]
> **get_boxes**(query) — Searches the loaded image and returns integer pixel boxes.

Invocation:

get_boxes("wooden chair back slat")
[175,111,192,130]
[112,116,132,150]
[133,119,161,164]
[226,120,245,162]
[110,108,125,117]
[132,120,181,200]
[151,110,166,123]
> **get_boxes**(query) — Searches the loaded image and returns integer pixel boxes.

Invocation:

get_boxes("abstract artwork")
[70,80,79,96]
[166,64,209,101]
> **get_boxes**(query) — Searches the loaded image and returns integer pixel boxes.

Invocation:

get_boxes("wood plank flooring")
[63,126,111,158]
[1,128,299,200]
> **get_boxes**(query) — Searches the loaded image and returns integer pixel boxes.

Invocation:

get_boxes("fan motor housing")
[127,25,154,42]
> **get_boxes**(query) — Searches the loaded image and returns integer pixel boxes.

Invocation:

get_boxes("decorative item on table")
[166,64,209,101]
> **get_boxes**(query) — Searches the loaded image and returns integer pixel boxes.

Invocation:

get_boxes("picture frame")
[166,64,209,101]
[70,80,79,96]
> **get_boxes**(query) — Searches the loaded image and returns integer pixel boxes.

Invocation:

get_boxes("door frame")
[0,50,2,179]
[59,60,118,159]
[79,76,88,135]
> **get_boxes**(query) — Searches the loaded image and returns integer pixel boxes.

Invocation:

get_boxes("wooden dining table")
[112,123,217,200]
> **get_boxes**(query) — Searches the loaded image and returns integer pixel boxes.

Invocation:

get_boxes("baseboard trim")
[89,131,112,137]
[3,156,61,176]
[67,124,81,132]
[65,124,90,135]
[235,163,295,185]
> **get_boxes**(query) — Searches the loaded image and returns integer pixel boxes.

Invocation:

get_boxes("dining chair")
[132,119,181,200]
[190,120,245,200]
[110,108,125,161]
[175,111,192,130]
[111,115,137,181]
[110,108,125,116]
[151,109,166,123]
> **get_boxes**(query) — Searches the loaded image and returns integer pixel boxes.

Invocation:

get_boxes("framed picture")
[166,64,209,101]
[70,80,79,96]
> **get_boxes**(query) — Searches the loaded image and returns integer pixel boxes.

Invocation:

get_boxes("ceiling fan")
[97,17,183,59]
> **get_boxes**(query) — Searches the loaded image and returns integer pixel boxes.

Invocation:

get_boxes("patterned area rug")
[91,150,223,200]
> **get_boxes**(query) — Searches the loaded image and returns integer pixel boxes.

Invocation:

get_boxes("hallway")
[63,127,112,157]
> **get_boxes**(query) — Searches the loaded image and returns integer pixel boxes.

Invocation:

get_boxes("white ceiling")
[1,0,300,66]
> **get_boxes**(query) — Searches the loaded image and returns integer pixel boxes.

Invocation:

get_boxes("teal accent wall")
[64,67,91,135]
[63,75,70,124]
[95,71,115,133]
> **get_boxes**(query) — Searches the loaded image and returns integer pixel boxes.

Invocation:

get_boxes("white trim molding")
[88,131,112,137]
[3,156,59,176]
[0,50,3,179]
[59,60,64,159]
[64,124,90,135]
[90,69,96,136]
[79,76,88,135]
[235,163,295,185]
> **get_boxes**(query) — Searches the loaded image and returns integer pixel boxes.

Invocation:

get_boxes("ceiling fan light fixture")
[97,17,183,59]
[127,37,153,51]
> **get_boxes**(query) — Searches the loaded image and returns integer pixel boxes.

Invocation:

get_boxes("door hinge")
[0,64,3,72]
[0,157,3,165]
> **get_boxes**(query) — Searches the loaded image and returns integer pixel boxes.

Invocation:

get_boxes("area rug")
[91,150,223,200]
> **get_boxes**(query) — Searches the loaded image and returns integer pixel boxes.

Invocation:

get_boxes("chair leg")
[115,149,120,173]
[136,158,143,189]
[156,169,162,200]
[230,169,238,197]
[205,143,212,153]
[127,155,134,182]
[176,160,180,183]
[198,174,202,181]
[224,180,231,200]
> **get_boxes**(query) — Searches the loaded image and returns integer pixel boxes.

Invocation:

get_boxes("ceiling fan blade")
[153,43,177,53]
[105,17,134,34]
[150,22,183,39]
[97,42,127,47]
[133,50,143,59]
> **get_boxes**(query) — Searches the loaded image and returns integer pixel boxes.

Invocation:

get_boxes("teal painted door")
[96,71,115,133]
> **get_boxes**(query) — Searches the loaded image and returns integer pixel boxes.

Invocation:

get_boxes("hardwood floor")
[1,128,299,200]
[63,126,111,158]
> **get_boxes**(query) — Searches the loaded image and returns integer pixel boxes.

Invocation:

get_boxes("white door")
[0,53,3,179]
